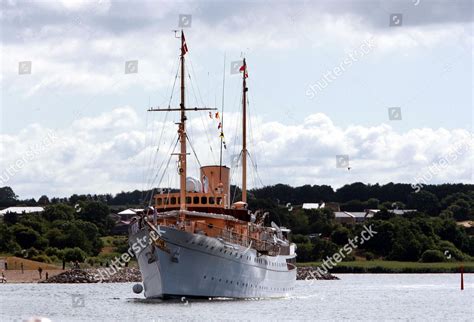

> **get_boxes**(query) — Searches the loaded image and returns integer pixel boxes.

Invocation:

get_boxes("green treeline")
[0,182,473,264]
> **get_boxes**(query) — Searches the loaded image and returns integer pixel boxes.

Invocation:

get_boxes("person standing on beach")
[38,267,43,279]
[21,263,24,274]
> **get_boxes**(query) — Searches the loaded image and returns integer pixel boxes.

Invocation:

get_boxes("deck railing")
[193,221,290,256]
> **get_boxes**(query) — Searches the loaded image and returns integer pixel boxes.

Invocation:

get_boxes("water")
[1,274,473,321]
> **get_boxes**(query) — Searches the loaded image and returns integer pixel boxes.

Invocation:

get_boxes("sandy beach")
[2,269,65,283]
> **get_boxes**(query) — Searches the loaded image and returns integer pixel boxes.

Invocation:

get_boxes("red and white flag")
[239,63,248,78]
[181,32,188,55]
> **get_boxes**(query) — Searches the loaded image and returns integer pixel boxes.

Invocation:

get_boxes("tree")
[11,224,45,250]
[38,195,50,205]
[367,198,380,209]
[3,212,18,225]
[420,250,445,262]
[0,223,13,252]
[0,186,18,207]
[42,204,75,221]
[62,247,87,262]
[77,201,113,235]
[331,226,351,245]
[407,191,440,216]
[446,199,471,221]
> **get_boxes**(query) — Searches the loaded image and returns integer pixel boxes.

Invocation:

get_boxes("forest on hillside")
[1,183,473,264]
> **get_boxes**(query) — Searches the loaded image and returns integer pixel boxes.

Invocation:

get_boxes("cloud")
[0,0,471,97]
[0,106,471,199]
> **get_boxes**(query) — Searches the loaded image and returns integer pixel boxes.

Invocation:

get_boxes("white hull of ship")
[129,224,296,299]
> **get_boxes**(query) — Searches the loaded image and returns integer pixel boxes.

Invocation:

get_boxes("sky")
[0,0,472,199]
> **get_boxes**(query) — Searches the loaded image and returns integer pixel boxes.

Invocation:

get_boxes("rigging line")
[146,137,179,207]
[147,57,179,173]
[147,112,170,191]
[188,55,207,108]
[167,57,181,107]
[186,133,202,169]
[247,151,265,187]
[186,57,218,163]
[186,68,217,165]
[219,53,226,181]
[141,106,151,198]
[247,93,258,180]
[229,150,243,204]
[144,110,159,192]
[228,88,243,185]
[145,132,179,197]
[147,58,180,185]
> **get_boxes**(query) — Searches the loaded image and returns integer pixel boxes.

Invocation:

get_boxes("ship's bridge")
[154,165,231,210]
[155,191,228,209]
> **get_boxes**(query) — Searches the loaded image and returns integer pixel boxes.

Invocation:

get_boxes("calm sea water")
[1,274,473,321]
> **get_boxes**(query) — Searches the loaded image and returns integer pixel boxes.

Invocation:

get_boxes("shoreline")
[2,265,471,284]
[297,260,474,274]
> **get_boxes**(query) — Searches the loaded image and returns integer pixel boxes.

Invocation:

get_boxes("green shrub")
[420,250,446,263]
[342,253,356,262]
[31,254,52,263]
[62,247,87,262]
[45,247,62,257]
[437,240,465,261]
[26,247,39,258]
[365,252,375,261]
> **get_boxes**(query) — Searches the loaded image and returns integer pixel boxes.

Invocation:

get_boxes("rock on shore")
[297,266,339,280]
[40,268,142,283]
[40,266,337,283]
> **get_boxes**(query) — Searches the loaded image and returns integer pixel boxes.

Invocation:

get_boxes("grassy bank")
[297,260,474,273]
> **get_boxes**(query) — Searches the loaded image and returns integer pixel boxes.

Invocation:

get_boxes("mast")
[242,58,247,203]
[179,30,187,211]
[147,31,216,210]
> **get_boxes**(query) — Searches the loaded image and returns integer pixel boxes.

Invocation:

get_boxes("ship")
[128,30,297,299]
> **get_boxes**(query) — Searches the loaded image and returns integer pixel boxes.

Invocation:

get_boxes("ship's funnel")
[200,165,230,205]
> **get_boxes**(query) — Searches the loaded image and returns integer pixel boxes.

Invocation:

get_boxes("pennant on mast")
[181,31,188,55]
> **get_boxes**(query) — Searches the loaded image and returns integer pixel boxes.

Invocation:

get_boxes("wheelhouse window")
[201,196,207,204]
